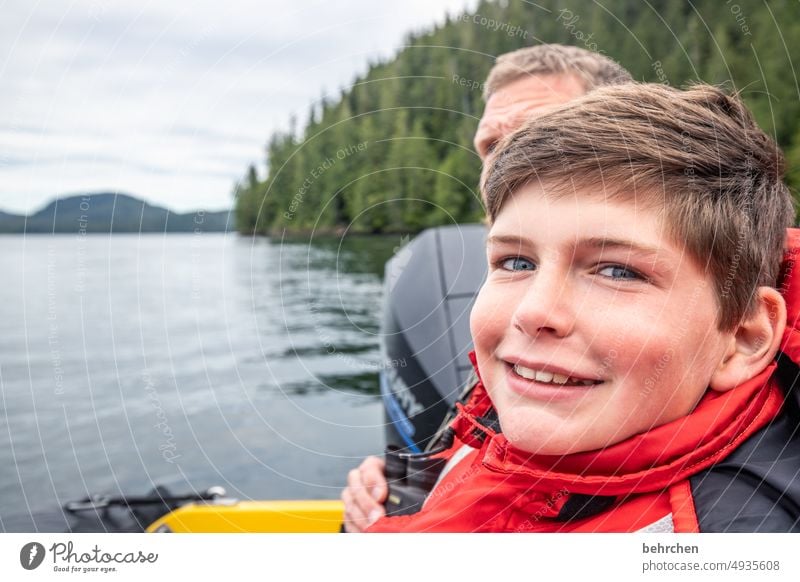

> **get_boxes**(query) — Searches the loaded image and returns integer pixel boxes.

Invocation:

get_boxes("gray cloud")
[0,0,477,214]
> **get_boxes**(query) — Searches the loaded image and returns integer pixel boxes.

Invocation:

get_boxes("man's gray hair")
[484,44,633,99]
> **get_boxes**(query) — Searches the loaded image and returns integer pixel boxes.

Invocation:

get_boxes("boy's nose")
[511,270,576,338]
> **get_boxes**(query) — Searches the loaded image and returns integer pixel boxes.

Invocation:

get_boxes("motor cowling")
[379,224,487,452]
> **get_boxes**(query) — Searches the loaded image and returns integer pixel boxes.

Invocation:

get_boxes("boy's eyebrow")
[485,234,529,248]
[486,235,667,258]
[580,237,667,259]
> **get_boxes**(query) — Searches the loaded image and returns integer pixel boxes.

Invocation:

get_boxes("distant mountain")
[0,193,235,234]
[0,210,27,233]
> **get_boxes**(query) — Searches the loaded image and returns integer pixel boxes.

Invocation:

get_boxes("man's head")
[474,44,632,160]
[472,83,793,455]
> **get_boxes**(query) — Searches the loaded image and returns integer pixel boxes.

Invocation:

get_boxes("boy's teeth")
[513,364,595,386]
[514,365,536,380]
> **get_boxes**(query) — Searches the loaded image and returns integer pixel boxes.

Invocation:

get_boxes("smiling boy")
[367,83,799,532]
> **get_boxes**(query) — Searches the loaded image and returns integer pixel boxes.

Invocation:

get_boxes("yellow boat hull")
[146,499,344,533]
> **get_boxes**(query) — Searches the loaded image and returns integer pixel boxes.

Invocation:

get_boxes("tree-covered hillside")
[235,0,800,235]
[0,193,233,234]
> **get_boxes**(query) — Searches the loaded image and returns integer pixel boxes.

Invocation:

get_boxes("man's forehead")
[483,73,586,116]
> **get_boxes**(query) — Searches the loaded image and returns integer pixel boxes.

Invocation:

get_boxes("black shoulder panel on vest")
[690,353,800,532]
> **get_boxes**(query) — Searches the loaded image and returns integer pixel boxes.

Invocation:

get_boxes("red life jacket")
[368,229,800,533]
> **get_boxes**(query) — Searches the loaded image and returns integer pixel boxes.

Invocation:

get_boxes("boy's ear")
[709,287,786,392]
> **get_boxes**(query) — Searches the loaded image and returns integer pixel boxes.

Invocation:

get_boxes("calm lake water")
[0,232,400,532]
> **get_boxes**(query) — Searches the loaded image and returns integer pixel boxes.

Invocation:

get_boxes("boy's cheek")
[469,291,503,347]
[470,305,506,384]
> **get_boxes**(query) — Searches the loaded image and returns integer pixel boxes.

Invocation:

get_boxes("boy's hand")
[341,456,387,532]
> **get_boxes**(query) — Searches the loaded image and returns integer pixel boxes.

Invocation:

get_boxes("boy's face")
[470,184,735,455]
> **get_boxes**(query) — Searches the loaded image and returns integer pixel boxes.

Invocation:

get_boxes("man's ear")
[709,287,787,392]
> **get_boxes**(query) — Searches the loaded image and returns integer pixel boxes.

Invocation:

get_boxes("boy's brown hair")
[484,44,632,99]
[482,83,795,331]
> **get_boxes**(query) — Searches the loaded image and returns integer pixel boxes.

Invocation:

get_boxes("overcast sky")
[0,0,478,214]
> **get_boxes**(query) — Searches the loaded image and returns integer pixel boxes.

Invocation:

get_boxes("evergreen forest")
[234,0,800,235]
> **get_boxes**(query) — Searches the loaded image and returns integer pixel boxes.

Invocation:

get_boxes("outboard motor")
[379,224,487,452]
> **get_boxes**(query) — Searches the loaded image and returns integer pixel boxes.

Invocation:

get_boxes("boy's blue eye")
[501,257,536,271]
[598,265,641,280]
